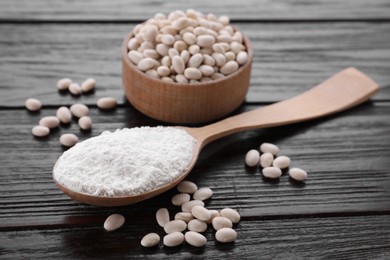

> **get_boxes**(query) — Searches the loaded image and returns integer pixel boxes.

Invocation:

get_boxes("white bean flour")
[53,127,196,197]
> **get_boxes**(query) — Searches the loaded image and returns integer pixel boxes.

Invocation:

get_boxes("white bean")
[172,193,190,206]
[184,67,202,80]
[161,34,175,45]
[143,49,160,59]
[70,103,89,118]
[68,83,82,95]
[172,17,191,30]
[156,208,170,227]
[174,40,187,52]
[56,106,71,124]
[203,54,215,66]
[260,143,280,155]
[220,208,241,223]
[215,228,237,243]
[60,133,78,147]
[260,153,274,168]
[181,200,204,213]
[177,180,198,193]
[175,74,188,84]
[164,220,187,234]
[289,168,308,181]
[39,116,60,129]
[157,66,171,77]
[144,25,158,42]
[191,205,211,221]
[245,149,260,167]
[162,76,174,83]
[32,125,49,137]
[220,61,238,75]
[97,97,117,110]
[185,231,207,247]
[127,38,140,50]
[137,58,157,71]
[168,48,179,58]
[156,43,169,56]
[212,216,233,230]
[262,167,282,179]
[141,233,160,247]
[193,187,213,201]
[128,50,143,65]
[188,44,200,55]
[78,116,92,130]
[25,98,42,112]
[172,56,185,74]
[224,51,236,61]
[219,15,230,26]
[161,56,171,67]
[197,35,215,48]
[206,210,220,224]
[187,219,207,232]
[174,212,194,223]
[57,78,72,91]
[145,69,159,79]
[212,43,225,53]
[180,50,190,64]
[163,232,184,247]
[273,155,291,169]
[103,214,125,232]
[183,32,196,45]
[81,78,96,93]
[236,51,248,65]
[188,53,203,68]
[212,53,226,67]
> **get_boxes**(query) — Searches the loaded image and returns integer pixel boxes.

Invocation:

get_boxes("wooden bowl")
[122,32,253,124]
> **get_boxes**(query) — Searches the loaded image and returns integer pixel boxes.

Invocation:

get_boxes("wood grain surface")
[1,0,389,258]
[0,23,389,107]
[1,104,389,228]
[0,0,389,21]
[1,216,389,259]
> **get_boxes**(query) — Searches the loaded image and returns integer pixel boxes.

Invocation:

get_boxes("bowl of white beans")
[122,9,253,124]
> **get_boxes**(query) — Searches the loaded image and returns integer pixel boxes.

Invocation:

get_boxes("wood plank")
[0,103,389,227]
[1,215,389,258]
[0,0,389,21]
[0,23,389,107]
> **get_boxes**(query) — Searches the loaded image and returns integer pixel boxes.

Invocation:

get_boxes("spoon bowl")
[54,67,379,206]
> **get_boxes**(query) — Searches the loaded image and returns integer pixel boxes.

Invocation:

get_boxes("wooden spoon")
[54,67,379,206]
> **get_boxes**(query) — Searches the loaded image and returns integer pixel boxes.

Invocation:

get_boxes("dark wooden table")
[1,1,390,259]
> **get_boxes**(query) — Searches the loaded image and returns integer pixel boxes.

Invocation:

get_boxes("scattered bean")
[56,106,72,124]
[220,208,241,223]
[174,212,194,223]
[81,78,96,93]
[289,168,308,181]
[103,214,125,232]
[164,220,187,234]
[78,116,92,130]
[212,216,233,230]
[185,231,207,247]
[260,143,279,155]
[206,210,220,224]
[171,193,190,206]
[177,180,198,194]
[245,149,260,167]
[273,155,291,169]
[163,232,184,247]
[57,78,72,91]
[68,83,82,95]
[193,187,213,201]
[60,133,78,147]
[97,97,117,110]
[191,205,211,221]
[187,219,208,233]
[141,233,160,247]
[262,166,282,179]
[215,228,237,243]
[32,125,49,137]
[39,116,60,129]
[181,200,204,213]
[25,98,42,112]
[156,208,170,227]
[260,152,274,168]
[70,104,89,118]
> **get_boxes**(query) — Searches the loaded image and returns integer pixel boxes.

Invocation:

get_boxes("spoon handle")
[193,67,379,145]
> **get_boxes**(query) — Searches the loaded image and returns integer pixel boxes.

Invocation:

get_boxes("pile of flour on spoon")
[53,127,196,197]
